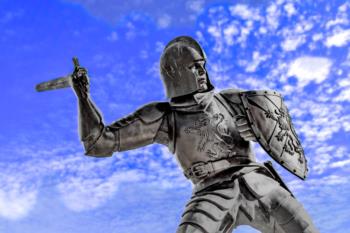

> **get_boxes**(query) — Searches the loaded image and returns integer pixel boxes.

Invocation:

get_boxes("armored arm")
[71,68,169,157]
[86,102,170,157]
[70,66,108,156]
[79,101,169,157]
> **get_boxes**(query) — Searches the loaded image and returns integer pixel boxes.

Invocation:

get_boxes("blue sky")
[0,0,350,232]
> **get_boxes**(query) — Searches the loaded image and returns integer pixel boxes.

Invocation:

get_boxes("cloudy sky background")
[1,0,350,232]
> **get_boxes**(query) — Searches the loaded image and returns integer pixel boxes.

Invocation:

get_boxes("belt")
[184,157,254,182]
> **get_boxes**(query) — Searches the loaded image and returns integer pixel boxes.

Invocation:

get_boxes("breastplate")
[171,92,254,171]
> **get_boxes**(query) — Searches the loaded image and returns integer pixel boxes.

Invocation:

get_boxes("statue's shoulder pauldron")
[219,88,245,104]
[219,89,283,105]
[135,102,170,124]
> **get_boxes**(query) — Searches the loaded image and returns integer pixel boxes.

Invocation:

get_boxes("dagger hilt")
[73,57,80,70]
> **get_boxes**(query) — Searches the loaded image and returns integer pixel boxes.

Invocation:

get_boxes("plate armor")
[71,36,319,233]
[80,90,318,233]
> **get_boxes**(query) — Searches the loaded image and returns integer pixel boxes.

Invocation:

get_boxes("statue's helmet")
[160,36,214,98]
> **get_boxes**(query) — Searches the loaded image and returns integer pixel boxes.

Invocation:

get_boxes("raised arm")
[71,68,170,157]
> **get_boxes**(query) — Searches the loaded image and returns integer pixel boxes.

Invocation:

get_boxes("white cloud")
[157,14,171,29]
[207,25,221,38]
[281,35,305,51]
[57,170,142,211]
[290,175,349,194]
[337,78,350,87]
[245,51,269,72]
[288,175,348,193]
[330,159,350,168]
[312,33,323,41]
[266,3,280,30]
[325,18,348,29]
[287,56,332,88]
[229,4,261,21]
[313,175,348,186]
[284,3,297,17]
[229,4,251,19]
[223,24,239,45]
[204,5,261,53]
[155,41,165,53]
[325,2,349,29]
[333,77,350,102]
[312,146,333,174]
[237,21,254,46]
[0,189,37,220]
[280,19,313,52]
[326,29,350,47]
[296,101,343,141]
[208,61,232,84]
[107,31,118,42]
[334,87,350,102]
[295,20,314,33]
[186,0,205,13]
[0,174,38,220]
[207,24,225,53]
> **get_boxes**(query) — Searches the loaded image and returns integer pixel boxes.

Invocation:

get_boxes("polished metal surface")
[42,36,319,233]
[160,36,214,98]
[240,90,308,179]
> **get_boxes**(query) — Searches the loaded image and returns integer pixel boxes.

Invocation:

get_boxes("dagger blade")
[35,75,71,92]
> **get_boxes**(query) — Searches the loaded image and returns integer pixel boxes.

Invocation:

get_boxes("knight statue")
[54,36,320,232]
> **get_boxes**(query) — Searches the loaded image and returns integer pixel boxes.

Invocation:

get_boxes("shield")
[240,90,308,180]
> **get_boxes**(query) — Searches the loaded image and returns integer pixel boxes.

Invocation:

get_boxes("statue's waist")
[184,156,259,184]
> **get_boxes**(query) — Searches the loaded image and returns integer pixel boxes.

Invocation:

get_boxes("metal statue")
[37,36,319,233]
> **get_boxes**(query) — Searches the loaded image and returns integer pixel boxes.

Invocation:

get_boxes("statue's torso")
[170,92,255,171]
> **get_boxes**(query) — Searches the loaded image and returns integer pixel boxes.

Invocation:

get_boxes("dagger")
[35,57,80,92]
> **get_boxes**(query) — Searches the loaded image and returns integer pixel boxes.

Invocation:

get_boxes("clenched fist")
[71,67,89,99]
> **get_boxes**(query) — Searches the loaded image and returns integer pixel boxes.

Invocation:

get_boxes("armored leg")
[177,223,208,233]
[233,208,285,233]
[237,171,319,233]
[232,176,286,233]
[261,188,319,233]
[177,181,241,233]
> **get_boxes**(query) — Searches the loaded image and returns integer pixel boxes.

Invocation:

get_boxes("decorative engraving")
[264,107,303,163]
[184,113,235,159]
[184,118,210,152]
[246,94,305,168]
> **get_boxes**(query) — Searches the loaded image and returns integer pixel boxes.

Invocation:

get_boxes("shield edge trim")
[239,90,308,180]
